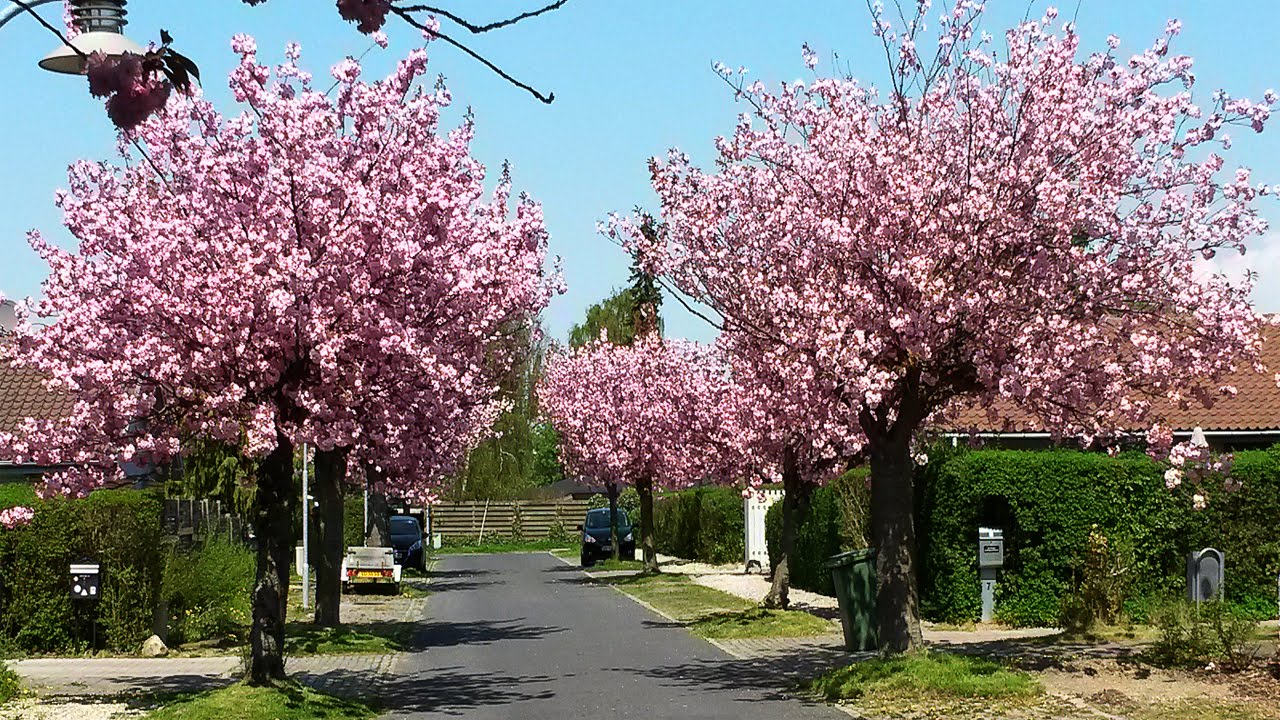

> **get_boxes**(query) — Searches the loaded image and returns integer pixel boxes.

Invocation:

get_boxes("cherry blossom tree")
[539,337,737,573]
[616,2,1273,652]
[0,36,556,680]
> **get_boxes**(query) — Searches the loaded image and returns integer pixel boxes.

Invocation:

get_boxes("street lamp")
[0,0,144,74]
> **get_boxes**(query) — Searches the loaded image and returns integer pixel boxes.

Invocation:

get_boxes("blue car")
[579,507,635,566]
[390,515,425,570]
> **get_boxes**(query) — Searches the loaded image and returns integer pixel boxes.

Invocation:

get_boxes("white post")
[363,480,369,542]
[301,443,310,611]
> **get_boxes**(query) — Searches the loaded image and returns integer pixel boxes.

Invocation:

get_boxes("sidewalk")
[11,652,399,698]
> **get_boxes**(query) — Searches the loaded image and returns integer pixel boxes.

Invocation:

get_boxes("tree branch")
[391,8,554,103]
[396,0,569,34]
[8,0,85,58]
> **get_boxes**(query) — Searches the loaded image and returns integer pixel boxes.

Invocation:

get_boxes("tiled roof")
[0,360,73,434]
[941,323,1280,434]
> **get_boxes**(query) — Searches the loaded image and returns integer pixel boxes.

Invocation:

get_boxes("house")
[938,322,1280,451]
[0,300,74,482]
[524,477,608,501]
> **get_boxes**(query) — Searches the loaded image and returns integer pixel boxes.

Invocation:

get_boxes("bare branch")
[8,0,84,57]
[396,0,569,34]
[391,8,554,103]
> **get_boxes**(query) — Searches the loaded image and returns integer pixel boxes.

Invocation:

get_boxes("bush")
[0,483,36,511]
[653,486,745,565]
[920,447,1280,626]
[763,469,870,596]
[163,536,255,647]
[1058,526,1135,634]
[0,662,19,705]
[1147,599,1261,670]
[0,489,164,654]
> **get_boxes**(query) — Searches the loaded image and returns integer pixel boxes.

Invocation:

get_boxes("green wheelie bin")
[827,548,877,651]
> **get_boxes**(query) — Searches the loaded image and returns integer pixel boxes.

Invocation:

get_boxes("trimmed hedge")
[0,488,164,654]
[764,469,870,596]
[163,536,255,646]
[921,446,1280,626]
[654,486,745,565]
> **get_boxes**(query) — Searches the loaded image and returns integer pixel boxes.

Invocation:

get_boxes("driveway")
[382,552,843,719]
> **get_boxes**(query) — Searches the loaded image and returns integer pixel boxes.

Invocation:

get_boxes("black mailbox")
[70,561,101,600]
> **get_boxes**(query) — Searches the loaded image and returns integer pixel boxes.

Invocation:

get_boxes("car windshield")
[585,510,628,529]
[390,516,419,536]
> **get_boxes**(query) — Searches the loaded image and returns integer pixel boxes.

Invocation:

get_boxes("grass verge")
[282,622,415,656]
[604,573,832,639]
[691,607,833,639]
[145,682,377,720]
[805,652,1040,703]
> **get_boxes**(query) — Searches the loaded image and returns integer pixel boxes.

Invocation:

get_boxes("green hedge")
[764,469,870,596]
[0,489,164,654]
[654,486,745,565]
[921,446,1280,626]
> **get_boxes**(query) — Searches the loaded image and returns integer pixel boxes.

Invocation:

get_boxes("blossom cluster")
[1,38,558,503]
[615,3,1271,492]
[0,506,34,530]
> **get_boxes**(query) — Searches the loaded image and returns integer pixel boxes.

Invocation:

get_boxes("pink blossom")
[0,506,34,529]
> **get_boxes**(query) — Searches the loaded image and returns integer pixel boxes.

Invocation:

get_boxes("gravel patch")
[0,698,146,720]
[691,570,840,612]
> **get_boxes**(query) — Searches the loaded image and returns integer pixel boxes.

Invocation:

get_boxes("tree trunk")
[637,476,658,573]
[365,464,390,547]
[248,434,295,684]
[763,449,808,610]
[607,482,620,562]
[313,447,348,627]
[869,431,925,654]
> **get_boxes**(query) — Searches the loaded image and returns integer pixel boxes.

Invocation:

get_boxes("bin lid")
[825,548,875,568]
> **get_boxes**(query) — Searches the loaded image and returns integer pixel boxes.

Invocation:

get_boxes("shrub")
[1058,526,1135,634]
[653,486,745,565]
[1147,599,1261,670]
[0,662,19,705]
[0,483,36,511]
[763,469,870,596]
[0,488,164,654]
[163,536,255,647]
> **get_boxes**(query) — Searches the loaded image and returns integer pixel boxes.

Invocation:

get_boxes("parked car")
[579,507,635,566]
[390,514,426,570]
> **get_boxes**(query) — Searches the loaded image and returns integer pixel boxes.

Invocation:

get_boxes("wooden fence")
[430,500,591,540]
[162,498,249,547]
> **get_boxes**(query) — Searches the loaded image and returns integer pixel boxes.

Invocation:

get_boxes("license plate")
[601,545,612,552]
[357,571,382,578]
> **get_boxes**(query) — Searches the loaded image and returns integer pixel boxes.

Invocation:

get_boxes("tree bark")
[763,449,808,610]
[869,430,925,653]
[312,447,348,627]
[607,482,620,562]
[364,464,390,547]
[248,433,295,684]
[637,476,658,573]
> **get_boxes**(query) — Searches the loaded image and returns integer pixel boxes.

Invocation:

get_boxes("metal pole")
[0,0,64,31]
[363,478,369,543]
[301,443,309,611]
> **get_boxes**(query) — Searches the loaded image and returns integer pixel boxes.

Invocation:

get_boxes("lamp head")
[38,1,143,75]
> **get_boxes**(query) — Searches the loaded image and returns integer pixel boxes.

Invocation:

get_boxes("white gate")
[744,488,783,572]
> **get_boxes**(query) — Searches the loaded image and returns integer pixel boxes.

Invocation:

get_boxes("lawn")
[282,622,415,656]
[806,652,1040,702]
[691,607,834,639]
[145,682,376,720]
[602,573,833,640]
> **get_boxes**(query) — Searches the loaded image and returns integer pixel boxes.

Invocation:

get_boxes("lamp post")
[0,0,144,73]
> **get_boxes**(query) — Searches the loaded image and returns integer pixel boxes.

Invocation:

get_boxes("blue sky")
[1,0,1278,344]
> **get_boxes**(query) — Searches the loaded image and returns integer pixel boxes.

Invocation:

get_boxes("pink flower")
[0,506,34,529]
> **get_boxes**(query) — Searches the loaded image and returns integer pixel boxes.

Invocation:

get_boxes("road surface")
[383,552,844,719]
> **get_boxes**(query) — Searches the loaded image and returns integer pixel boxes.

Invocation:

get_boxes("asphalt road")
[383,552,844,719]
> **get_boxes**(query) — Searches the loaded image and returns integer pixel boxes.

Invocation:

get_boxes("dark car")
[579,507,635,566]
[390,515,426,570]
